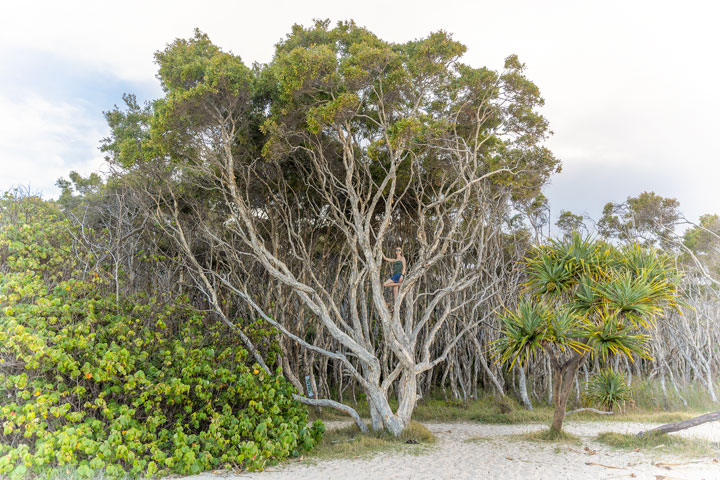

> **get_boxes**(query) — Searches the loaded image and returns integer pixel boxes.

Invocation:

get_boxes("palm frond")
[570,276,600,314]
[493,300,551,369]
[585,369,632,411]
[581,308,651,362]
[597,270,679,328]
[547,309,591,355]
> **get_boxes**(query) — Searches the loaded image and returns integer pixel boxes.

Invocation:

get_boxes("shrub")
[0,195,323,479]
[585,368,632,411]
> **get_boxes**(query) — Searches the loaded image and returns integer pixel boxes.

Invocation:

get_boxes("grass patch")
[569,410,695,424]
[597,431,720,457]
[470,406,550,424]
[307,387,715,427]
[467,428,581,446]
[308,394,552,424]
[417,397,698,425]
[413,395,552,424]
[521,428,581,445]
[308,421,435,460]
[631,379,718,412]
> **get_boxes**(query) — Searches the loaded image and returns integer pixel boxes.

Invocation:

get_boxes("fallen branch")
[566,408,614,415]
[655,460,717,467]
[585,462,624,469]
[636,411,720,437]
[292,394,368,433]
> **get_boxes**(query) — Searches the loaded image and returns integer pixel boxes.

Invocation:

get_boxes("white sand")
[188,421,720,480]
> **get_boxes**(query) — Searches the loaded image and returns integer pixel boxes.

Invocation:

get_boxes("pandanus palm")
[494,234,680,432]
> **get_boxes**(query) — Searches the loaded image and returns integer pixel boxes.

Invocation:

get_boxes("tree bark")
[551,353,585,432]
[395,369,418,428]
[517,363,533,411]
[292,394,368,433]
[636,411,720,437]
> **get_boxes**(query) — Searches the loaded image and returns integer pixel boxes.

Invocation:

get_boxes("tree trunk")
[517,364,533,410]
[365,385,405,435]
[551,354,585,432]
[368,401,382,432]
[473,336,504,396]
[395,369,418,427]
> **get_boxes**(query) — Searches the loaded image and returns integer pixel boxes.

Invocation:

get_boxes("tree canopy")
[96,21,561,435]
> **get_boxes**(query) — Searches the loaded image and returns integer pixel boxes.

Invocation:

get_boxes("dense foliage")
[0,195,323,479]
[94,19,561,435]
[585,369,632,411]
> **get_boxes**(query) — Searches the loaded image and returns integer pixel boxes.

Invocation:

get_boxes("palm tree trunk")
[551,353,585,432]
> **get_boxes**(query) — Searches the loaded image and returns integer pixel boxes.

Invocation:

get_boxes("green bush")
[584,368,632,411]
[0,195,323,479]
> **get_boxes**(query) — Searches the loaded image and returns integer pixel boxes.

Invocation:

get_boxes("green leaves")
[498,234,680,368]
[525,234,608,297]
[526,253,573,296]
[581,308,651,361]
[306,92,361,134]
[596,273,663,329]
[598,192,680,248]
[585,369,632,411]
[0,195,323,479]
[494,300,548,368]
[493,301,588,368]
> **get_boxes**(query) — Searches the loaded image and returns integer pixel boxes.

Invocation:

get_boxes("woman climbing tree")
[383,247,406,304]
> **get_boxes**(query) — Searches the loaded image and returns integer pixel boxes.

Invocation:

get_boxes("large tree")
[598,191,680,248]
[102,21,559,435]
[555,210,585,238]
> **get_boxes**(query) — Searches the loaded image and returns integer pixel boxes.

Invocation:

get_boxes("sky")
[1,0,718,232]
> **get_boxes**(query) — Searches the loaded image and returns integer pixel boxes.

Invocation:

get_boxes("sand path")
[188,421,720,480]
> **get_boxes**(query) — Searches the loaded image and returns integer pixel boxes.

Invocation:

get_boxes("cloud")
[0,0,718,223]
[0,92,107,197]
[0,47,160,198]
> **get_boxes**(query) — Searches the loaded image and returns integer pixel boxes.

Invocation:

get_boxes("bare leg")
[383,279,399,311]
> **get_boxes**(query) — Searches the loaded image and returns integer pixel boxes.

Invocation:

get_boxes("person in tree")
[383,246,406,303]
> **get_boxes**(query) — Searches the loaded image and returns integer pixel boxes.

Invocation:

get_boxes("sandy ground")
[187,421,720,480]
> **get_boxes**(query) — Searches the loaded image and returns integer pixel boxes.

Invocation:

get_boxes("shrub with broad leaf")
[0,194,323,479]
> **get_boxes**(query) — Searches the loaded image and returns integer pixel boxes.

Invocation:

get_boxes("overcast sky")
[1,0,718,231]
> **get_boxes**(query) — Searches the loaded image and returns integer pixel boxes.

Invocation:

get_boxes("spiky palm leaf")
[499,235,679,379]
[562,234,608,277]
[596,271,678,328]
[494,302,590,368]
[620,243,682,299]
[621,243,669,276]
[525,251,573,297]
[586,369,632,411]
[570,276,600,314]
[493,300,551,369]
[548,309,591,355]
[581,307,651,362]
[525,233,610,299]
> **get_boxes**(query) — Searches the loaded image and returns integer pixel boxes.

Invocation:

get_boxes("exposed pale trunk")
[517,364,533,410]
[365,385,405,435]
[395,369,418,427]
